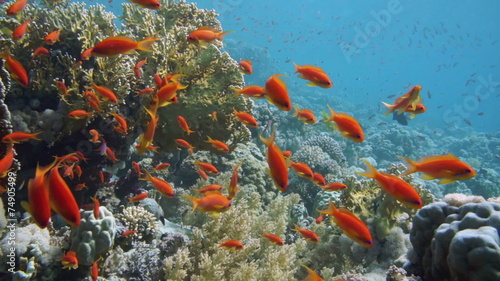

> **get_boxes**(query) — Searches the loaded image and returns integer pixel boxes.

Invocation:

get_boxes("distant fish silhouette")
[392,112,408,125]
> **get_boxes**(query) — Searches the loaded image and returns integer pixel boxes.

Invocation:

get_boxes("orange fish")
[90,84,118,104]
[0,50,29,87]
[110,112,128,134]
[58,251,78,270]
[177,116,195,135]
[197,167,208,181]
[187,27,232,46]
[193,160,219,175]
[233,85,267,99]
[91,36,160,57]
[68,109,93,119]
[292,106,316,124]
[262,233,284,246]
[129,0,161,9]
[135,88,155,96]
[56,81,69,97]
[382,85,422,116]
[282,150,293,159]
[205,136,230,153]
[233,109,258,127]
[219,239,243,249]
[293,63,333,88]
[21,160,56,228]
[137,104,159,155]
[2,131,42,143]
[265,74,291,111]
[80,47,93,60]
[302,265,324,281]
[121,230,137,237]
[208,111,217,121]
[129,192,148,203]
[356,159,422,209]
[6,0,28,16]
[48,165,81,226]
[44,30,60,45]
[12,19,31,40]
[260,126,288,191]
[154,163,171,171]
[318,200,373,247]
[155,78,187,107]
[196,184,223,194]
[133,58,147,78]
[315,214,324,224]
[182,192,232,214]
[0,144,14,178]
[239,59,252,74]
[104,147,119,162]
[90,258,101,281]
[397,154,476,184]
[405,103,426,119]
[32,47,50,59]
[290,161,314,180]
[88,129,101,143]
[175,138,195,154]
[325,105,364,143]
[131,161,143,175]
[90,196,100,218]
[291,224,320,242]
[140,170,175,198]
[74,183,87,191]
[321,182,348,192]
[228,160,243,200]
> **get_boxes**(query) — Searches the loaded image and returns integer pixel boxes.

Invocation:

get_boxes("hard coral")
[408,202,500,281]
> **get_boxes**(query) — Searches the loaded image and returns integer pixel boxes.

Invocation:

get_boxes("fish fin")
[396,155,418,176]
[356,158,378,179]
[420,173,436,180]
[408,113,416,119]
[438,178,456,184]
[181,195,200,212]
[217,30,233,40]
[317,200,337,216]
[0,27,13,35]
[381,102,395,116]
[292,105,299,117]
[21,200,31,214]
[417,154,458,163]
[124,49,136,55]
[306,81,318,87]
[259,125,276,147]
[136,37,160,52]
[325,105,336,122]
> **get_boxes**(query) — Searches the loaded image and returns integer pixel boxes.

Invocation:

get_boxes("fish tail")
[217,31,233,40]
[36,158,57,177]
[293,62,300,73]
[355,158,378,179]
[139,169,153,181]
[397,155,418,176]
[291,224,301,232]
[136,37,160,52]
[182,195,200,211]
[292,106,299,117]
[259,124,276,147]
[318,200,337,216]
[381,102,395,116]
[325,105,335,122]
[205,136,214,143]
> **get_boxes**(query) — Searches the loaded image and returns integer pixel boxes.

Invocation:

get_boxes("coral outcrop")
[69,206,116,266]
[408,201,500,281]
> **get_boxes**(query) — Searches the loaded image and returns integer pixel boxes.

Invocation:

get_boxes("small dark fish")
[386,95,396,99]
[477,95,481,102]
[417,135,426,141]
[478,112,484,116]
[427,90,432,99]
[378,122,387,126]
[437,105,444,109]
[368,114,375,119]
[463,119,472,126]
[392,112,408,125]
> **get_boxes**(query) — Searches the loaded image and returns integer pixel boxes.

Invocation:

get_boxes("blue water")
[187,0,500,132]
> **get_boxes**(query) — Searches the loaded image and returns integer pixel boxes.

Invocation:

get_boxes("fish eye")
[465,168,472,173]
[228,202,232,207]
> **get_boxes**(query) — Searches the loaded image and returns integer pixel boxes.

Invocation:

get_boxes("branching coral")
[162,191,306,280]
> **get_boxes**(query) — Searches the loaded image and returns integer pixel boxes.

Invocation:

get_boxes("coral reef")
[116,205,158,243]
[408,201,500,281]
[69,206,116,266]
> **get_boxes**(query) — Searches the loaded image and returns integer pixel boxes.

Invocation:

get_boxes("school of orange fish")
[0,0,478,280]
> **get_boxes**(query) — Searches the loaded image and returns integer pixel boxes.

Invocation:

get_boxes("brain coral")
[408,201,500,281]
